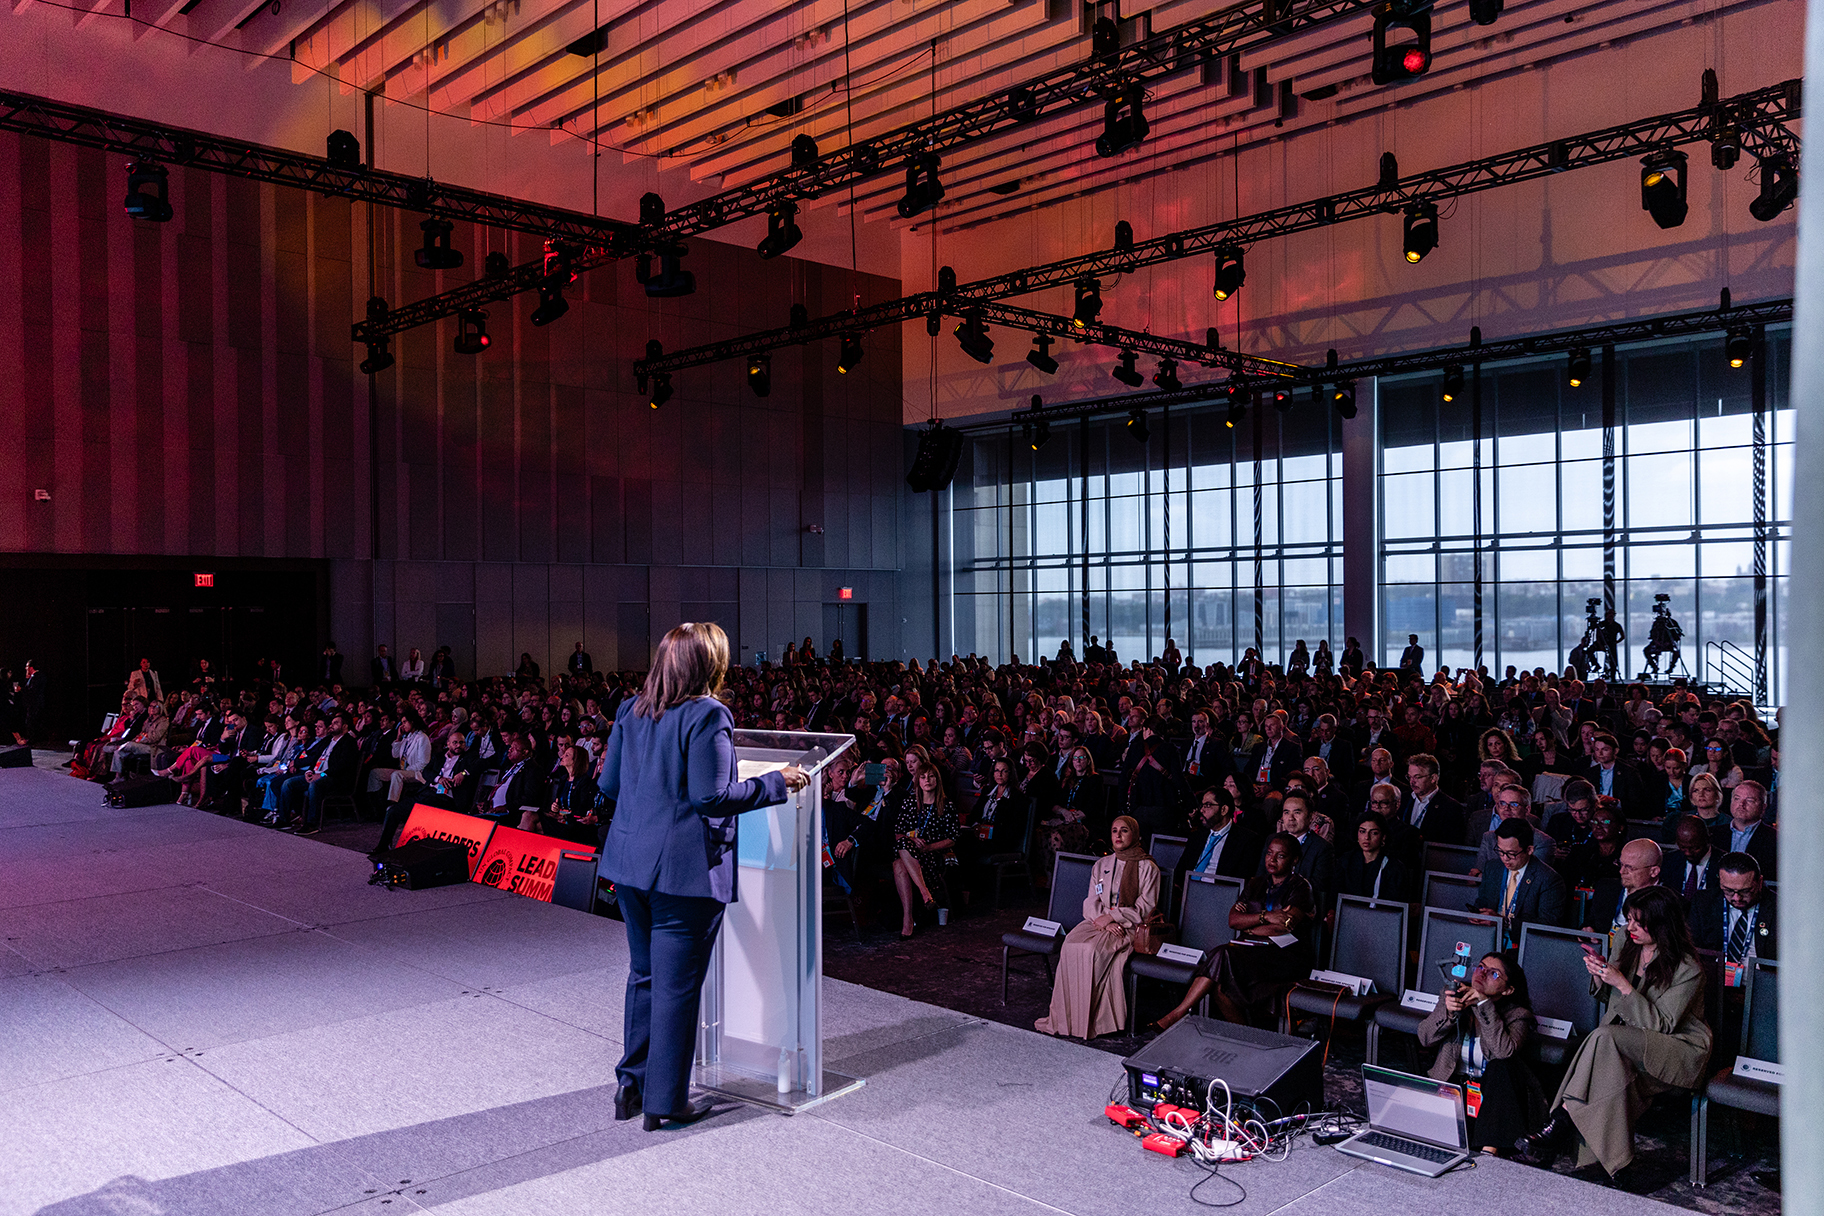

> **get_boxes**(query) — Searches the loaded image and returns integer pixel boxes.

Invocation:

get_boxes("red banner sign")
[472,824,593,903]
[397,804,497,877]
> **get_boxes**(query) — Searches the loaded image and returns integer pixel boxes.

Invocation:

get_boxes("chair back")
[1049,852,1098,931]
[1415,908,1502,994]
[1185,874,1245,946]
[1623,819,1659,842]
[1423,870,1480,912]
[1328,894,1408,995]
[1517,923,1608,1036]
[1531,772,1569,805]
[1424,842,1479,876]
[1742,959,1779,1061]
[1149,834,1189,917]
[552,850,601,912]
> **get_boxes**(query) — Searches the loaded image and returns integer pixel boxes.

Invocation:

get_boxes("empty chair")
[1125,872,1237,1032]
[1000,852,1095,1002]
[1148,834,1189,919]
[551,849,602,912]
[1623,820,1660,842]
[1516,923,1609,1066]
[1370,906,1502,1063]
[1690,959,1778,1187]
[979,796,1038,911]
[1284,894,1406,1035]
[1424,842,1479,876]
[1423,870,1481,912]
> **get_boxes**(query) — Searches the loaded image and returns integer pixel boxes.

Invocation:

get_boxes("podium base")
[693,1063,866,1114]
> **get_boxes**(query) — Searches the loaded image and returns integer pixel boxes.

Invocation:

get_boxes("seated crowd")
[67,634,1779,1180]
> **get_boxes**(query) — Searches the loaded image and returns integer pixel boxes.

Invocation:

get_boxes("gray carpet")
[2,763,1694,1216]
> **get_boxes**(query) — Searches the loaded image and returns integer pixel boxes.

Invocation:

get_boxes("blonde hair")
[635,622,730,719]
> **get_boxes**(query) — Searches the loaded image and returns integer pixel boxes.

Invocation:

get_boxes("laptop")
[1334,1064,1472,1178]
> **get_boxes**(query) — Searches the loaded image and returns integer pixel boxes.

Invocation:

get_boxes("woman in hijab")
[1035,816,1161,1039]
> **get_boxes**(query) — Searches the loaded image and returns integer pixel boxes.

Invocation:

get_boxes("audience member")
[1470,820,1568,943]
[1035,816,1161,1039]
[1688,852,1777,962]
[1416,950,1545,1154]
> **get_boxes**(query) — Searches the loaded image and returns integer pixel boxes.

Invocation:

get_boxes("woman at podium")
[596,622,807,1131]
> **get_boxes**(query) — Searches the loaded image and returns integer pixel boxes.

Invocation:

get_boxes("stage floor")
[2,764,1689,1216]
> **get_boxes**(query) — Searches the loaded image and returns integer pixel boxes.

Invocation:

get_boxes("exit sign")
[194,572,215,588]
[837,587,853,600]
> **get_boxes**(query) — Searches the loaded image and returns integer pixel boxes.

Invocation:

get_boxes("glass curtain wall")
[951,401,1343,668]
[1378,328,1791,700]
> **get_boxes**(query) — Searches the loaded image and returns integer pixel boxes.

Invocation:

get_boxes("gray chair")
[1000,852,1095,1003]
[1424,842,1479,876]
[1516,923,1609,1067]
[1422,870,1480,912]
[980,797,1038,911]
[1370,906,1502,1063]
[1690,958,1778,1187]
[1284,895,1406,1035]
[1148,834,1189,919]
[1124,872,1238,1032]
[551,849,601,912]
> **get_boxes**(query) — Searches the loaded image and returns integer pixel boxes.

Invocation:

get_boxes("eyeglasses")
[1472,964,1505,980]
[1494,799,1526,810]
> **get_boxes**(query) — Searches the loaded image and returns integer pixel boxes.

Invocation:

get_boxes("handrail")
[1703,640,1757,697]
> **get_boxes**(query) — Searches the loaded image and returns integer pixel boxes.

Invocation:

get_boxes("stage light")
[791,134,820,172]
[415,217,463,270]
[1023,405,1051,451]
[1640,149,1688,230]
[1749,154,1797,222]
[1153,358,1181,391]
[756,202,803,259]
[747,353,771,397]
[906,422,965,492]
[1403,202,1438,263]
[1212,246,1246,301]
[838,332,864,374]
[453,309,490,355]
[1726,327,1755,370]
[1332,381,1358,420]
[898,153,945,219]
[1468,0,1502,24]
[1072,277,1103,329]
[1273,386,1294,413]
[326,129,361,169]
[1441,365,1463,403]
[1026,334,1058,375]
[954,311,995,364]
[122,161,173,222]
[1225,385,1250,428]
[1125,409,1151,444]
[639,244,695,297]
[648,372,672,409]
[530,284,569,327]
[1711,126,1741,171]
[484,251,511,277]
[1111,350,1145,388]
[1566,347,1590,389]
[1372,0,1432,85]
[359,338,394,375]
[1095,86,1148,157]
[1091,15,1121,58]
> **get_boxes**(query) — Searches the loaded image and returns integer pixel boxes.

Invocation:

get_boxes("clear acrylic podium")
[694,728,863,1112]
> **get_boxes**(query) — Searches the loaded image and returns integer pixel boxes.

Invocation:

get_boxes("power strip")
[1203,1139,1250,1161]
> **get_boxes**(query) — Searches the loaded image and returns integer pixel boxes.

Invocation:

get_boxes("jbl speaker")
[1123,1016,1324,1116]
[0,745,31,768]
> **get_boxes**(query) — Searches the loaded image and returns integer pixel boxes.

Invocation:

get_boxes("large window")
[950,403,1344,668]
[1379,328,1791,700]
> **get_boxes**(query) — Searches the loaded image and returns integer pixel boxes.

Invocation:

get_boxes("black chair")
[1623,819,1660,842]
[1124,873,1239,1032]
[551,849,601,912]
[1690,958,1778,1187]
[1148,834,1189,919]
[1284,895,1406,1036]
[1424,842,1479,876]
[1000,852,1095,1003]
[1422,870,1480,912]
[1370,906,1502,1064]
[1516,923,1608,1067]
[980,797,1038,911]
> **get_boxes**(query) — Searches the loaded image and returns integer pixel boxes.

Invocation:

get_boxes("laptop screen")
[1361,1066,1465,1148]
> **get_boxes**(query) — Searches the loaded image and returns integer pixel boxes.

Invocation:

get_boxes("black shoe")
[642,1097,717,1131]
[613,1084,642,1122]
[1514,1110,1575,1166]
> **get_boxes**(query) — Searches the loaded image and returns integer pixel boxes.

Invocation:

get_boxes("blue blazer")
[595,694,787,903]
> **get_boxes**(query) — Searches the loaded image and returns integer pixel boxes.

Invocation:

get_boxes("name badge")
[1308,969,1373,996]
[1095,882,1104,894]
[1023,916,1062,937]
[1401,989,1440,1012]
[1732,1057,1783,1085]
[1157,943,1204,965]
[1536,1016,1574,1040]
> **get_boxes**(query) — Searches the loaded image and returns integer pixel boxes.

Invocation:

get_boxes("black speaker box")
[1123,1016,1323,1116]
[0,745,31,768]
[104,774,179,808]
[377,837,471,890]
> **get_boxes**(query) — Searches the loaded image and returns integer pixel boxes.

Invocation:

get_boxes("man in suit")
[568,641,594,676]
[368,730,485,858]
[1665,814,1720,902]
[1400,753,1465,849]
[319,644,344,686]
[1300,756,1352,838]
[1581,838,1663,935]
[1180,786,1263,883]
[1689,852,1776,962]
[371,645,397,687]
[477,734,548,824]
[1711,780,1777,880]
[1246,710,1303,790]
[277,712,357,835]
[1359,703,1400,765]
[1351,747,1403,817]
[1181,707,1231,796]
[1469,783,1557,878]
[1583,732,1646,819]
[1306,714,1357,786]
[14,660,45,745]
[1470,820,1569,943]
[1398,634,1425,677]
[1274,792,1333,910]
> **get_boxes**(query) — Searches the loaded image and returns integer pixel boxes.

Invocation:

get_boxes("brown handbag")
[1130,915,1172,955]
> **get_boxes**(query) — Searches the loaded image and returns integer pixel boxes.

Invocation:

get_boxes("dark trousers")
[371,791,455,854]
[614,886,725,1117]
[278,775,336,827]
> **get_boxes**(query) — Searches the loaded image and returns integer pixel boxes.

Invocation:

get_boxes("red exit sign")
[837,587,853,600]
[194,572,215,588]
